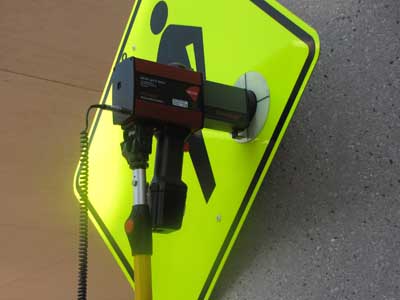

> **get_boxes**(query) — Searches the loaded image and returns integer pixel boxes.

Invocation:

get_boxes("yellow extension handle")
[134,255,152,300]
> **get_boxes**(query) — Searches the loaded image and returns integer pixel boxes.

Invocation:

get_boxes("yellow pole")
[121,127,154,300]
[134,255,152,300]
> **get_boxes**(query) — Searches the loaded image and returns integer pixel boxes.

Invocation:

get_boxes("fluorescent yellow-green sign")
[74,0,319,299]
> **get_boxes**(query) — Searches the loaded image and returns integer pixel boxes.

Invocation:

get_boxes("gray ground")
[212,1,400,299]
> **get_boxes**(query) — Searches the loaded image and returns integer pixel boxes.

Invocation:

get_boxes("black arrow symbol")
[188,131,216,202]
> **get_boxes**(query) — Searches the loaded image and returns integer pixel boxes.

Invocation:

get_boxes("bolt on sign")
[74,0,319,299]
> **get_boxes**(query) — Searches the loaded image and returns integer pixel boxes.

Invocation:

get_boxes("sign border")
[199,1,317,297]
[75,0,318,298]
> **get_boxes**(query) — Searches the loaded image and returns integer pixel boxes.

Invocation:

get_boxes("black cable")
[77,104,131,300]
[83,104,131,132]
[77,129,89,300]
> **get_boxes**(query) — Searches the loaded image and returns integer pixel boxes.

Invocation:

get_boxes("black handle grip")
[125,204,153,255]
[150,126,189,232]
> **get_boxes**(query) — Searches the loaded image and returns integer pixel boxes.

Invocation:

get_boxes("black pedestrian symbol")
[150,1,216,202]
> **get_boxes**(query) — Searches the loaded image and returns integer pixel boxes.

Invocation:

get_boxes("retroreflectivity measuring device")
[77,56,265,300]
[113,57,258,232]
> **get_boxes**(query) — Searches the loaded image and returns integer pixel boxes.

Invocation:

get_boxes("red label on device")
[186,86,200,102]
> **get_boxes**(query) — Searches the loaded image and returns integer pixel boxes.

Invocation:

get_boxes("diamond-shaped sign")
[74,0,319,299]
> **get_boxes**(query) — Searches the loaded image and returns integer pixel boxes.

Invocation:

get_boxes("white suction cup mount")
[234,72,270,143]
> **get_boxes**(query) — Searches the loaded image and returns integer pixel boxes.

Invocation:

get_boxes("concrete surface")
[0,0,399,300]
[212,1,400,300]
